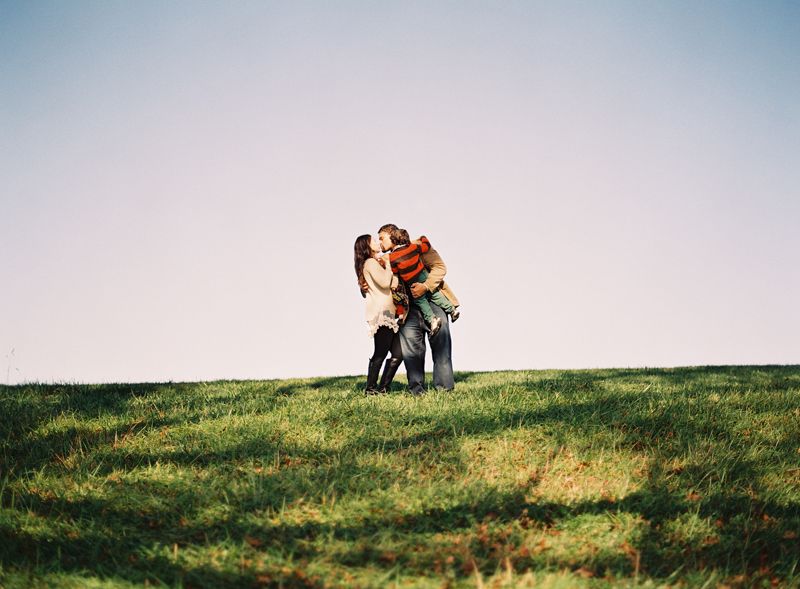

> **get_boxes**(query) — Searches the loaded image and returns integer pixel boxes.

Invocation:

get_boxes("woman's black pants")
[366,326,403,392]
[371,326,402,362]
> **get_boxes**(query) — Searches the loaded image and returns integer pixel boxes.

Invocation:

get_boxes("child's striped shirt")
[388,236,431,283]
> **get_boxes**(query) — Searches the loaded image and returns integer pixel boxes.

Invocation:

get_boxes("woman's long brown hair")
[353,234,373,297]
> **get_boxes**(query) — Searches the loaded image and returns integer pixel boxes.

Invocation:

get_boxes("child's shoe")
[428,316,442,338]
[450,308,460,323]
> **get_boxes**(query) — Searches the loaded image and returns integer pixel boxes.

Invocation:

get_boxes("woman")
[354,234,403,394]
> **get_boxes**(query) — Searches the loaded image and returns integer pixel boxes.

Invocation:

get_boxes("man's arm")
[419,248,446,293]
[414,247,459,305]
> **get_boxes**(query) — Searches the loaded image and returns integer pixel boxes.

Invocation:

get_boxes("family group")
[353,223,460,395]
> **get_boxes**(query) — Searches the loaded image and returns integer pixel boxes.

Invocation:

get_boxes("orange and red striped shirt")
[388,236,431,283]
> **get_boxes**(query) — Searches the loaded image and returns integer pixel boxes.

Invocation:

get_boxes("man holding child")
[377,224,460,395]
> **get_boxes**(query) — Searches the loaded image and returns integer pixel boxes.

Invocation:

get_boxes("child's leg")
[428,290,454,314]
[415,269,454,314]
[412,288,434,323]
[407,273,434,323]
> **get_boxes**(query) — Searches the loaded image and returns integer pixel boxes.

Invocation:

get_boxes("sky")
[2,0,799,384]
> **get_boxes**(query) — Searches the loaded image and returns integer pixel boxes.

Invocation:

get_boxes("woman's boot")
[378,357,403,393]
[365,358,383,395]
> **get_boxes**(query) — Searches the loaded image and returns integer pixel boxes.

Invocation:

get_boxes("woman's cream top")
[363,257,398,336]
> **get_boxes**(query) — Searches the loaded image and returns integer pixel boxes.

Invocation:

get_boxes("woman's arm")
[364,257,393,289]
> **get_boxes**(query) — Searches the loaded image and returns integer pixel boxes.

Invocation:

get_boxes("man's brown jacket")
[420,247,460,307]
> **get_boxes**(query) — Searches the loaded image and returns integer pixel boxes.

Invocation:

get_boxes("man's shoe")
[450,308,460,323]
[428,316,442,338]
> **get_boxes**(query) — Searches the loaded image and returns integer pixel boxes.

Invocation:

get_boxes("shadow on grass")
[2,416,184,477]
[1,383,193,470]
[4,465,799,585]
[274,375,363,396]
[527,364,800,394]
[1,379,306,474]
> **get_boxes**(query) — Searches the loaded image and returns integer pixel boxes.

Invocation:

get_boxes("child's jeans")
[409,269,455,324]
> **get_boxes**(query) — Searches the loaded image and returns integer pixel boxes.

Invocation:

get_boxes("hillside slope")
[2,366,799,587]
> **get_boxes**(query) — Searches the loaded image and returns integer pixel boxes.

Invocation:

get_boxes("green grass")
[1,366,799,588]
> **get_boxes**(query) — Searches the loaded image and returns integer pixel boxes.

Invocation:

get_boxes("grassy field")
[2,366,799,588]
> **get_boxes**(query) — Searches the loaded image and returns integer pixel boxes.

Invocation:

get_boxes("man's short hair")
[378,223,405,246]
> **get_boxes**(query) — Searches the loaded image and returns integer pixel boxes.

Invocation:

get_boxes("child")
[397,229,460,321]
[386,232,458,337]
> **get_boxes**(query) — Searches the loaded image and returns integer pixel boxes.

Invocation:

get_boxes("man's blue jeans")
[398,302,454,394]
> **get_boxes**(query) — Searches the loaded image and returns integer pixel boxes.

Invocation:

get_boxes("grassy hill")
[2,366,799,588]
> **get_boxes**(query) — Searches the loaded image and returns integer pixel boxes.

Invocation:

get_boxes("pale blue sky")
[2,1,798,383]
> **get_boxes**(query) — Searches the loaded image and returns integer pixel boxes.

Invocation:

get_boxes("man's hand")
[409,283,427,298]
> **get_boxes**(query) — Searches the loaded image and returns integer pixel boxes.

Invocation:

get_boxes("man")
[377,224,459,395]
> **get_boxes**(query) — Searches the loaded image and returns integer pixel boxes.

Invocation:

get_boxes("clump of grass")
[1,366,799,587]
